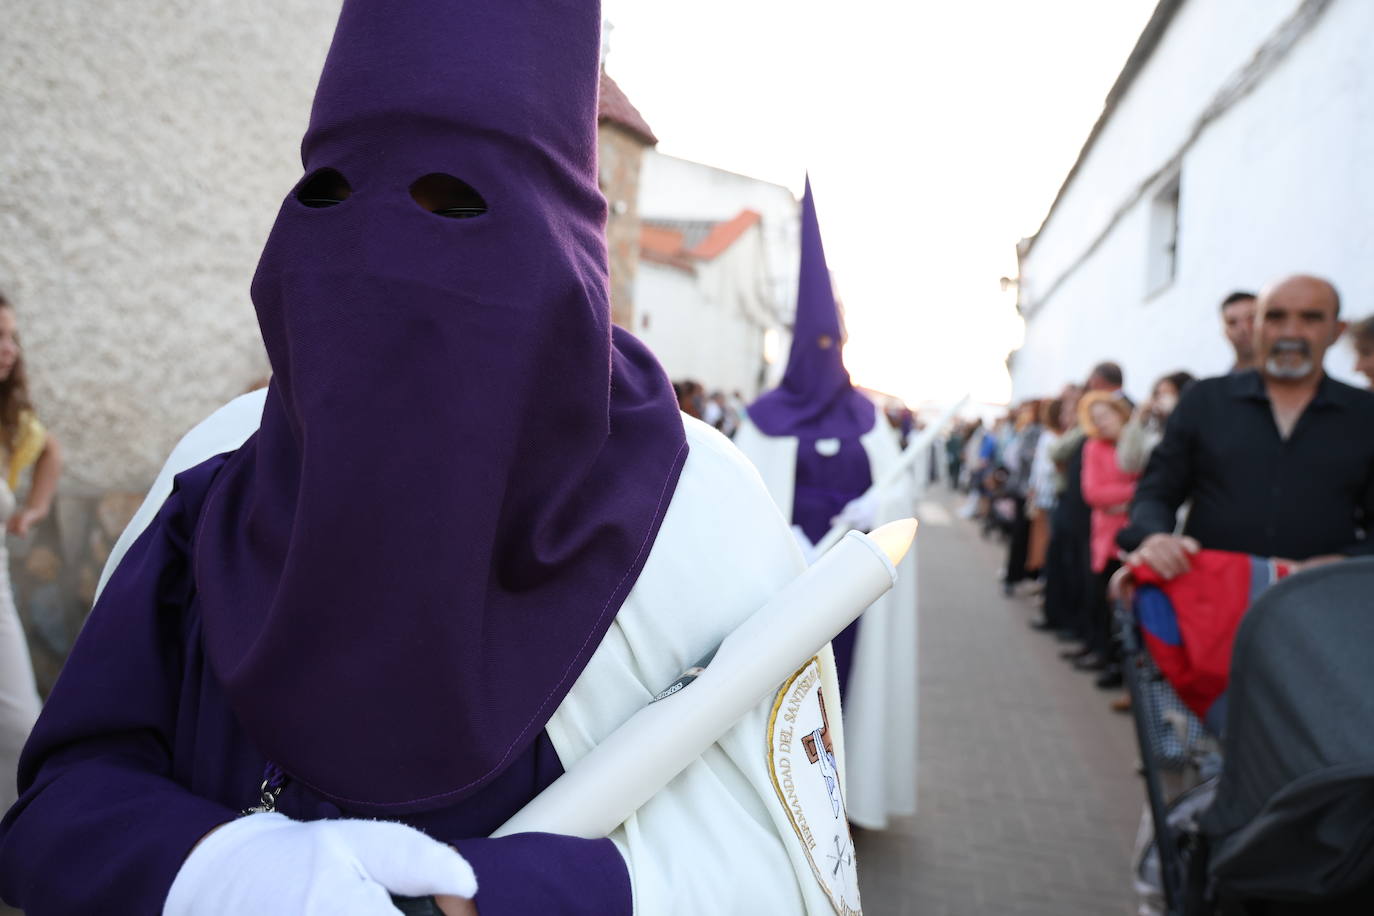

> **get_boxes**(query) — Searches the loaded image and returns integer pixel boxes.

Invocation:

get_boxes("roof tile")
[598,71,658,146]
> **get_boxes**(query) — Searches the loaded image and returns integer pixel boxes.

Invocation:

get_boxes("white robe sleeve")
[95,390,267,601]
[729,417,799,525]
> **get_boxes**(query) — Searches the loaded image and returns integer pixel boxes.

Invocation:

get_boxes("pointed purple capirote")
[193,0,686,813]
[747,177,876,440]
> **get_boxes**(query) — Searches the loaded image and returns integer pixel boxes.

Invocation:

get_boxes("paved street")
[856,493,1144,915]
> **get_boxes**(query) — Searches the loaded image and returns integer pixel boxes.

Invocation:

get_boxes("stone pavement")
[855,493,1145,915]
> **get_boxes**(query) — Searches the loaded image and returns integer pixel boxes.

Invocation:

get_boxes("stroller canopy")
[1202,558,1374,901]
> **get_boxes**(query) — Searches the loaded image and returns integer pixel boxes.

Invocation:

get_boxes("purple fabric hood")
[747,177,875,439]
[192,0,687,813]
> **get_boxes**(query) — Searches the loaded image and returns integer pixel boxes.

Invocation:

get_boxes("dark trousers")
[1004,496,1033,585]
[1043,523,1089,635]
[1086,559,1123,662]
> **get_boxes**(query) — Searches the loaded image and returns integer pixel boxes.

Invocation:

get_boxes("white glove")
[829,491,878,533]
[164,812,477,916]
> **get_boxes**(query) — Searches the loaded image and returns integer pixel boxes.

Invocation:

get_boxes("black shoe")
[1059,645,1091,660]
[1053,629,1078,643]
[1073,653,1109,672]
[1095,666,1124,689]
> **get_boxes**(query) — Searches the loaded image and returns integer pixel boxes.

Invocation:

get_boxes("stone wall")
[598,123,648,330]
[2,1,340,494]
[2,0,342,694]
[10,486,143,694]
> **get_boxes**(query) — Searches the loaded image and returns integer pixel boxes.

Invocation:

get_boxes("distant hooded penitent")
[748,177,875,443]
[734,179,919,831]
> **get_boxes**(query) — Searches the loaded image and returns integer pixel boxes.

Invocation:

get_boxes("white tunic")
[100,390,863,915]
[732,409,921,830]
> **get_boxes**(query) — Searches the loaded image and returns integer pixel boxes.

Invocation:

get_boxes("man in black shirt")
[1121,275,1374,577]
[1220,290,1259,373]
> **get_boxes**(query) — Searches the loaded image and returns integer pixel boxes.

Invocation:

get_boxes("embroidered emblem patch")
[767,657,861,915]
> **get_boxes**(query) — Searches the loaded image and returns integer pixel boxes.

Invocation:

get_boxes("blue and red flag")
[1129,550,1292,730]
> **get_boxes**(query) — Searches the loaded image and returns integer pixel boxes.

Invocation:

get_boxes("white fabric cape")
[732,410,920,830]
[98,390,859,915]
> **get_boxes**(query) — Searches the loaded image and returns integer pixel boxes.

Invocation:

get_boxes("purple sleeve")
[0,475,238,915]
[454,833,632,915]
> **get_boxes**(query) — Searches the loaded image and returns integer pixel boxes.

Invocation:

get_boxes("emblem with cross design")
[801,689,843,818]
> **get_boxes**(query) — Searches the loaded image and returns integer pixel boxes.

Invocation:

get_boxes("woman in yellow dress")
[0,292,62,811]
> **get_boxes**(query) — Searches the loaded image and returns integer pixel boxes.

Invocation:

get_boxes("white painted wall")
[636,222,777,396]
[638,150,799,333]
[1015,0,1374,401]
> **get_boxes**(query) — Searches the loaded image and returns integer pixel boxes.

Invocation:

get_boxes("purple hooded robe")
[0,1,688,912]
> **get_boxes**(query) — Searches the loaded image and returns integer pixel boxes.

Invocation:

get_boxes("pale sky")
[601,0,1159,406]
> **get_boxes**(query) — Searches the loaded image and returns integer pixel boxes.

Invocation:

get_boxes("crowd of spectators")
[674,380,924,450]
[672,380,745,439]
[948,276,1374,712]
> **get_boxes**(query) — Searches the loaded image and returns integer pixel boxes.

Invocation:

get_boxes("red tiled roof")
[639,224,696,272]
[598,71,657,146]
[639,210,761,272]
[689,210,761,259]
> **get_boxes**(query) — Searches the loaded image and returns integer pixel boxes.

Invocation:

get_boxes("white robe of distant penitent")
[732,404,921,831]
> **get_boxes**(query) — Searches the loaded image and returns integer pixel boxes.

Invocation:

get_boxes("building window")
[1146,173,1180,297]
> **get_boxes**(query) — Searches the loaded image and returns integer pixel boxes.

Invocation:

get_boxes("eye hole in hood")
[411,173,488,219]
[295,168,352,208]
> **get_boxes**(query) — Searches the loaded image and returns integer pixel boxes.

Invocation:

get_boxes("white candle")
[491,518,918,839]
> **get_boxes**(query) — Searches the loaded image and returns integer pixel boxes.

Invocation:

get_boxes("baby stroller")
[1116,558,1374,915]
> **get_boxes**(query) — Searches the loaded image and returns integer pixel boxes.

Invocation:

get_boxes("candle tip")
[869,518,917,565]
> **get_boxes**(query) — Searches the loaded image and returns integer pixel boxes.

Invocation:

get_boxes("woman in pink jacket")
[1076,392,1138,689]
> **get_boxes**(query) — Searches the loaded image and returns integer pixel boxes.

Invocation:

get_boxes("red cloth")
[1129,550,1293,720]
[1081,437,1138,572]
